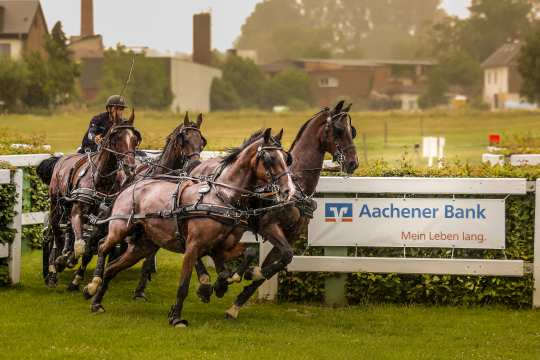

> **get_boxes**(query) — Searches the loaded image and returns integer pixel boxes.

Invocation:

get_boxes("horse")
[83,128,296,327]
[130,101,359,311]
[65,112,207,292]
[38,111,141,287]
[187,100,359,319]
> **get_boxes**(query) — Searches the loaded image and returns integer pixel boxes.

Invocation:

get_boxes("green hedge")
[278,160,539,307]
[0,163,16,286]
[22,168,49,250]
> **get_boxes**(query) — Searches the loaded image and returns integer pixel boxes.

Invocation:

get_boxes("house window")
[0,44,10,58]
[319,77,339,88]
[494,71,498,84]
[487,71,491,84]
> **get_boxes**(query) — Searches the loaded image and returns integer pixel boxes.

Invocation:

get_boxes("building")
[0,0,48,59]
[482,43,535,110]
[261,58,435,111]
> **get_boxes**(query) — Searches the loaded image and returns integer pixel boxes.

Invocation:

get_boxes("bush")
[210,78,242,111]
[279,160,539,307]
[0,57,28,111]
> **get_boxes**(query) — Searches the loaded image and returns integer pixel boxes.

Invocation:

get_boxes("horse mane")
[220,129,266,166]
[289,109,326,152]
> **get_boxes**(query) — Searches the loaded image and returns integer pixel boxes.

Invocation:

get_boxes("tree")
[0,58,27,111]
[99,46,172,109]
[260,69,313,109]
[236,0,441,62]
[221,55,266,108]
[210,78,242,111]
[518,24,540,103]
[45,21,80,105]
[22,52,52,108]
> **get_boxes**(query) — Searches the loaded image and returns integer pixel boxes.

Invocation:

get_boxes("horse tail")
[36,156,60,185]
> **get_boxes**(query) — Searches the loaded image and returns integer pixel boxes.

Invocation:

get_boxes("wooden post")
[8,170,23,284]
[324,246,348,306]
[533,179,540,308]
[258,241,278,301]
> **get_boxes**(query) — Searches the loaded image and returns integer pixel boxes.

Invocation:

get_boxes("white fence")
[259,176,540,307]
[1,154,538,309]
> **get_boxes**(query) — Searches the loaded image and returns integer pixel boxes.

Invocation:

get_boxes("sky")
[40,0,471,54]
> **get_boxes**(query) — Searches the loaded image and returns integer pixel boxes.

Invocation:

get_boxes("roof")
[297,58,436,67]
[482,43,521,68]
[0,0,40,35]
[261,57,436,73]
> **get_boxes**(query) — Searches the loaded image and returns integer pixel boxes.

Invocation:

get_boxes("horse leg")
[90,242,154,313]
[195,258,212,303]
[70,203,86,260]
[226,224,293,320]
[83,220,131,299]
[133,248,158,301]
[45,209,63,287]
[67,252,93,291]
[225,247,282,320]
[168,243,198,328]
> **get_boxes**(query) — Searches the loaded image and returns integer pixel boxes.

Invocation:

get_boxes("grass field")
[1,109,540,164]
[0,251,539,359]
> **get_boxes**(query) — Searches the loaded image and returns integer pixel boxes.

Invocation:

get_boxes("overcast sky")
[40,0,471,54]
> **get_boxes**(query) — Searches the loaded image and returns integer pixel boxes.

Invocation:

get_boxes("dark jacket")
[79,112,112,153]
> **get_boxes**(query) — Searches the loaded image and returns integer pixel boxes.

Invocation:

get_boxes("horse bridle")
[322,110,357,173]
[99,125,142,179]
[177,126,206,166]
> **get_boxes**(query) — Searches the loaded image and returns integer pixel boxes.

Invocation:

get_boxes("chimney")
[81,0,94,37]
[0,6,5,33]
[193,13,211,66]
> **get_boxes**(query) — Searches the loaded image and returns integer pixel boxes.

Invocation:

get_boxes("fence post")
[257,241,277,301]
[8,169,23,284]
[324,246,347,306]
[534,179,540,308]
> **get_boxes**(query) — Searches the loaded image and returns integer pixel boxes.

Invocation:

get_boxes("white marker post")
[423,137,445,167]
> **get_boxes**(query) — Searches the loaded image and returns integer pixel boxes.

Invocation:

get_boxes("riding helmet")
[105,95,127,109]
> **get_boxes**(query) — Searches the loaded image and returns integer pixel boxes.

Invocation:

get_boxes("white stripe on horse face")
[278,151,296,200]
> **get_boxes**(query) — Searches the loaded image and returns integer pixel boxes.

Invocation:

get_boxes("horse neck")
[155,140,182,175]
[289,116,326,196]
[92,148,118,190]
[217,150,257,203]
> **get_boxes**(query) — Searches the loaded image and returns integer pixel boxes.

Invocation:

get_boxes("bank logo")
[325,203,353,222]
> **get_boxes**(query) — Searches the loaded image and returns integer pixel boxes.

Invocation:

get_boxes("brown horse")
[131,101,359,310]
[83,128,296,327]
[41,111,141,287]
[65,112,207,292]
[188,101,358,319]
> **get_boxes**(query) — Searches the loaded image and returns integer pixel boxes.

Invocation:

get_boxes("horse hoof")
[67,282,80,292]
[133,292,148,302]
[224,305,240,320]
[82,286,93,300]
[45,274,57,288]
[91,304,105,313]
[214,282,228,298]
[196,284,212,303]
[244,266,265,281]
[171,319,189,328]
[230,273,242,283]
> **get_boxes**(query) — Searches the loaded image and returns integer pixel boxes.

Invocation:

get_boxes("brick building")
[262,58,435,111]
[0,0,48,59]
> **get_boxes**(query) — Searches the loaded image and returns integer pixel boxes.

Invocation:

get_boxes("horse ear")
[334,100,345,114]
[275,128,284,142]
[183,111,189,126]
[263,128,272,143]
[128,108,135,124]
[196,113,203,128]
[343,103,352,113]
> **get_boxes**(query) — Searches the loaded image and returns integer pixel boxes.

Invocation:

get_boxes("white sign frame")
[309,197,506,249]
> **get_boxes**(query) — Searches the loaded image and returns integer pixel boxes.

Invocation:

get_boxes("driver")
[78,95,127,153]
